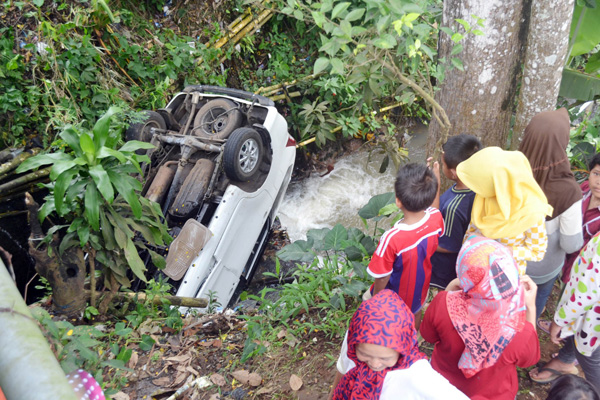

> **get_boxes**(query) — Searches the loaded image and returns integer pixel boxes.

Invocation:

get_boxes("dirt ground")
[109,273,577,400]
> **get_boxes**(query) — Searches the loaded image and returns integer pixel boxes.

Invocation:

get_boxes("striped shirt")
[368,207,444,313]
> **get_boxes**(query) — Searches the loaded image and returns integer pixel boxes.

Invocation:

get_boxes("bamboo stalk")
[0,148,40,177]
[269,91,301,102]
[0,168,51,193]
[87,290,208,308]
[259,73,323,95]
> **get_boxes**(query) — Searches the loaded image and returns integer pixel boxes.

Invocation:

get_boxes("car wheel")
[125,111,166,143]
[223,127,263,182]
[193,99,243,139]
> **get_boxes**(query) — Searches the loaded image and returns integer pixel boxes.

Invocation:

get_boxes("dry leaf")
[290,374,303,391]
[210,373,226,386]
[166,354,191,363]
[248,372,262,387]
[256,385,275,395]
[231,369,250,384]
[112,392,130,400]
[152,377,171,386]
[209,394,221,400]
[212,339,222,348]
[277,329,287,339]
[127,351,139,369]
[172,371,188,387]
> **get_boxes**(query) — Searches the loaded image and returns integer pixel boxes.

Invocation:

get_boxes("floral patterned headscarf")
[446,236,526,378]
[332,289,427,400]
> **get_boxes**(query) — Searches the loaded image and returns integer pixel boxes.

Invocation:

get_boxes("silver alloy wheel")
[239,138,260,173]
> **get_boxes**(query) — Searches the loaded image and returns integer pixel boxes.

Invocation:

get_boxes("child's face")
[441,154,455,181]
[589,165,600,202]
[355,342,400,371]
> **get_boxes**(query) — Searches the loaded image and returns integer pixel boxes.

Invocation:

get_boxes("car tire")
[125,111,166,143]
[223,127,263,182]
[193,99,243,139]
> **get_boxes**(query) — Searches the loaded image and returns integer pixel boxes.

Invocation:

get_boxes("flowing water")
[278,124,429,241]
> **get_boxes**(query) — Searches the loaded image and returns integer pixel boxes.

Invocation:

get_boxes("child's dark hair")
[394,163,438,212]
[546,375,600,400]
[589,153,600,172]
[442,134,483,169]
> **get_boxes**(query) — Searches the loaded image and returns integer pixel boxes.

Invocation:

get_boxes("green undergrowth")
[32,278,184,396]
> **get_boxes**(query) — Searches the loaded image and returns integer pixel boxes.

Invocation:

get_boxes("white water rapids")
[278,124,428,241]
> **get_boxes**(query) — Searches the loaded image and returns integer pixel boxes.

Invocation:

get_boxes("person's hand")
[445,278,461,291]
[427,157,441,185]
[549,320,562,345]
[520,274,537,310]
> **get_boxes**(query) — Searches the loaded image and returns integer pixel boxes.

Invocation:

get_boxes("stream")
[278,124,428,241]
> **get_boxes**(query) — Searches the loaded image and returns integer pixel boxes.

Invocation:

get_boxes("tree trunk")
[427,0,532,153]
[511,0,575,148]
[0,257,79,400]
[25,193,87,316]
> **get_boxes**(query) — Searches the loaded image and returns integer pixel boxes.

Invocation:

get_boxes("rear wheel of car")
[223,127,263,182]
[193,99,243,139]
[125,111,166,143]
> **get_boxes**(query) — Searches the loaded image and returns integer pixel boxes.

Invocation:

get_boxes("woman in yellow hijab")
[456,146,553,274]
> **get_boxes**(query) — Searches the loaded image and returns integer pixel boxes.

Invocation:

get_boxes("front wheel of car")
[223,127,263,182]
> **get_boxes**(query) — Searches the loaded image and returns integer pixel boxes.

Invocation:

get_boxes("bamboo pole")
[0,148,40,177]
[0,258,78,400]
[88,290,208,308]
[269,91,301,102]
[0,167,51,193]
[258,73,323,95]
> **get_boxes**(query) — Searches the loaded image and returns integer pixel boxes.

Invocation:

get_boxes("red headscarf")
[446,236,526,378]
[332,289,427,400]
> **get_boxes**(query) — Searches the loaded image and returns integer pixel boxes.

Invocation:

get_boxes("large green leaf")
[307,227,331,251]
[324,224,348,251]
[559,68,600,101]
[100,210,117,251]
[118,140,155,153]
[54,168,78,215]
[92,106,121,149]
[96,147,126,163]
[358,192,396,220]
[49,159,78,180]
[80,133,96,159]
[89,164,114,203]
[84,183,101,231]
[277,239,315,262]
[59,126,83,156]
[570,4,600,57]
[16,152,72,173]
[107,170,142,218]
[124,238,147,282]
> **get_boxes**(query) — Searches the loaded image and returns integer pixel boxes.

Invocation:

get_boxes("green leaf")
[80,133,96,158]
[293,9,303,20]
[376,15,391,33]
[96,147,126,163]
[84,184,100,232]
[472,29,484,36]
[124,238,147,281]
[54,169,78,215]
[570,4,600,57]
[324,224,348,251]
[59,126,83,156]
[118,140,155,153]
[149,248,166,270]
[378,202,399,216]
[276,240,315,262]
[100,211,117,250]
[33,0,44,7]
[92,106,121,149]
[330,57,344,75]
[455,18,470,31]
[16,153,72,173]
[307,228,330,251]
[312,11,326,27]
[89,164,114,203]
[451,57,464,71]
[451,33,464,42]
[331,2,350,19]
[585,52,600,74]
[358,192,396,220]
[344,8,365,22]
[451,44,463,56]
[373,34,396,49]
[559,68,600,101]
[314,57,330,74]
[107,170,142,218]
[440,27,454,36]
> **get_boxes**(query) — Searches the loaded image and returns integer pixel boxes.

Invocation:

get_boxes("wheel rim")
[238,138,260,173]
[203,107,229,134]
[142,121,161,141]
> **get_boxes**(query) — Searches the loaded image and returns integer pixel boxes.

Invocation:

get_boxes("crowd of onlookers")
[329,108,600,400]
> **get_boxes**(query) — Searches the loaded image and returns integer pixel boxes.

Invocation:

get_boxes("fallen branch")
[0,167,51,194]
[87,290,208,308]
[0,148,40,178]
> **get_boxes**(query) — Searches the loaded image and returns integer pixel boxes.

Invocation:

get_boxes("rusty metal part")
[169,159,215,219]
[145,161,177,204]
